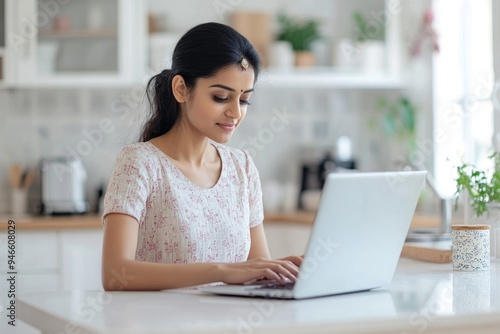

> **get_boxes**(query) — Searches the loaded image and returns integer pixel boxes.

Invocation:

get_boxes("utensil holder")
[11,188,28,216]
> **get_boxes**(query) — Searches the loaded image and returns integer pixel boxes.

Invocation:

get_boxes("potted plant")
[368,96,417,165]
[276,13,320,67]
[352,11,386,72]
[454,152,500,218]
[352,11,385,44]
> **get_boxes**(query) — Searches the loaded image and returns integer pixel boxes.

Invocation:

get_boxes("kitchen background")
[0,0,499,216]
[2,3,500,332]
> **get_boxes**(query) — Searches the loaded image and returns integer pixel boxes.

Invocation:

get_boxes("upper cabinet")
[0,0,16,86]
[1,0,403,89]
[3,0,146,88]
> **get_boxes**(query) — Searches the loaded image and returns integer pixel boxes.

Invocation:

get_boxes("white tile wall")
[0,86,401,215]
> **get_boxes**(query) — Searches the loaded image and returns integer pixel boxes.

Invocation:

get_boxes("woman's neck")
[150,125,217,168]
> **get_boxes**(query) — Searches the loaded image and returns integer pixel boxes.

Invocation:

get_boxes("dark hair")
[140,22,260,142]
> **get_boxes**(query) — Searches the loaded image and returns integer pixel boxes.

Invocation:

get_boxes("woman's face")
[182,64,255,143]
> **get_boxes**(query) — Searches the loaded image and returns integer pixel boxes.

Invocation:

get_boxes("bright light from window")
[433,0,494,198]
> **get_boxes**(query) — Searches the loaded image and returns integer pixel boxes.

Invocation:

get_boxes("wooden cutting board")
[401,241,452,263]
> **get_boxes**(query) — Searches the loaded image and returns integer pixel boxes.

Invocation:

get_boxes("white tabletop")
[16,258,500,334]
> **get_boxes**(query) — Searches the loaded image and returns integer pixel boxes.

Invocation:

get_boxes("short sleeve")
[244,150,264,228]
[102,146,150,225]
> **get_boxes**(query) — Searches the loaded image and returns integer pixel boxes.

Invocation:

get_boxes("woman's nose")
[225,101,242,119]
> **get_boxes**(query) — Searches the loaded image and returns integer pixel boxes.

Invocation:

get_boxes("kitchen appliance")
[298,141,357,210]
[40,156,89,215]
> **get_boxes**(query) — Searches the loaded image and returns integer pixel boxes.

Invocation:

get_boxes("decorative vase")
[294,51,315,67]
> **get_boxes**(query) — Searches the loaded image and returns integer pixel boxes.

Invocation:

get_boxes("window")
[433,0,495,198]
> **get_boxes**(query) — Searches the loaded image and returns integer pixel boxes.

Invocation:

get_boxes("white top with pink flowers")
[103,142,264,265]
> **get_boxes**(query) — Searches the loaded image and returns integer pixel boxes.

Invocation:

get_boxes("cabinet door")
[59,229,103,291]
[13,0,145,87]
[264,222,312,259]
[0,230,58,272]
[0,0,20,85]
[0,230,59,296]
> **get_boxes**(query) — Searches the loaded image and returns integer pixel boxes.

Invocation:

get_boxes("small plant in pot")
[352,11,386,72]
[454,152,500,218]
[277,13,320,67]
[352,11,385,44]
[455,152,500,259]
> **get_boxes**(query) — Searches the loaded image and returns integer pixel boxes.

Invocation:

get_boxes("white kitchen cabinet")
[0,228,103,293]
[59,229,103,291]
[263,222,312,259]
[6,0,146,87]
[0,230,58,273]
[0,0,16,86]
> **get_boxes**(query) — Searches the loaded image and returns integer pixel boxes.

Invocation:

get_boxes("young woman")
[101,22,302,291]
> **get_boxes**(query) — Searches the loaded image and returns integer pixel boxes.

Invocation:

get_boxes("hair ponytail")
[141,70,178,142]
[139,22,260,142]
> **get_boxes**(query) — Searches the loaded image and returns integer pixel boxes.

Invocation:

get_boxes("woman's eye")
[213,95,251,106]
[213,96,228,102]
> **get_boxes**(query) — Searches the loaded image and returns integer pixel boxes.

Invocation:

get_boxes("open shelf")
[39,28,118,38]
[259,67,403,89]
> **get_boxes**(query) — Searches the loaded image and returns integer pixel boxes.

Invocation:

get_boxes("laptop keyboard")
[256,282,295,290]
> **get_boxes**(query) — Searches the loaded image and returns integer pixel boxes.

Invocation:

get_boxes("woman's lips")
[217,123,236,131]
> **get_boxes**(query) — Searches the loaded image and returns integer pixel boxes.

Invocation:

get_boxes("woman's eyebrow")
[209,84,254,93]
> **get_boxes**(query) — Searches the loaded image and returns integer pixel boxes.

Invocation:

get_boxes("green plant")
[352,11,385,43]
[370,96,417,150]
[277,13,320,51]
[455,152,500,217]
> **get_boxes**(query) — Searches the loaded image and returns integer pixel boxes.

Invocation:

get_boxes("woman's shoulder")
[215,143,250,164]
[114,142,163,168]
[118,142,157,158]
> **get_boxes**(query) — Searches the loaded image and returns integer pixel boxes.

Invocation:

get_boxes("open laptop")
[201,171,426,299]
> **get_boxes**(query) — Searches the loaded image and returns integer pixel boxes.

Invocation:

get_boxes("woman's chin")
[209,134,233,144]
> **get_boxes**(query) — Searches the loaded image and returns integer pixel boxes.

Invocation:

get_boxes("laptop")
[201,171,427,299]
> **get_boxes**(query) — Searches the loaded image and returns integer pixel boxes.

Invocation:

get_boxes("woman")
[101,22,302,291]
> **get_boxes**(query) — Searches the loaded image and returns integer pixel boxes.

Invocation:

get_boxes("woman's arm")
[247,223,303,266]
[247,224,272,259]
[101,214,301,291]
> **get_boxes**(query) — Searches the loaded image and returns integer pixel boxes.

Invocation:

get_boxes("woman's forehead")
[201,65,255,90]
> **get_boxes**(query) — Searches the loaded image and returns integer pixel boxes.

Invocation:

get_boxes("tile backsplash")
[0,85,401,215]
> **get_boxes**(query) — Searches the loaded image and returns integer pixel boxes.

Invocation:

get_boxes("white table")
[14,259,500,334]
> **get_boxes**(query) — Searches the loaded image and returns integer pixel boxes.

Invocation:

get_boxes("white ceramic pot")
[269,41,294,69]
[358,40,386,73]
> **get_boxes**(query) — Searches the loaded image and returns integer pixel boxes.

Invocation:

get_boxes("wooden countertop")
[0,214,102,230]
[264,211,461,229]
[0,211,456,230]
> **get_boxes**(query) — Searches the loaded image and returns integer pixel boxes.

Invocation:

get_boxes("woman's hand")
[276,255,303,267]
[218,257,301,285]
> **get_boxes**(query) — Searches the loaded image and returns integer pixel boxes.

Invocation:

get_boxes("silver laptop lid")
[293,171,426,299]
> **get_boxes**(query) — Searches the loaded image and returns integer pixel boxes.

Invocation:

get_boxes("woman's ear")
[172,75,188,103]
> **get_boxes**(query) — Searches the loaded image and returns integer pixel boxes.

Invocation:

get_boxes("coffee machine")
[298,137,356,209]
